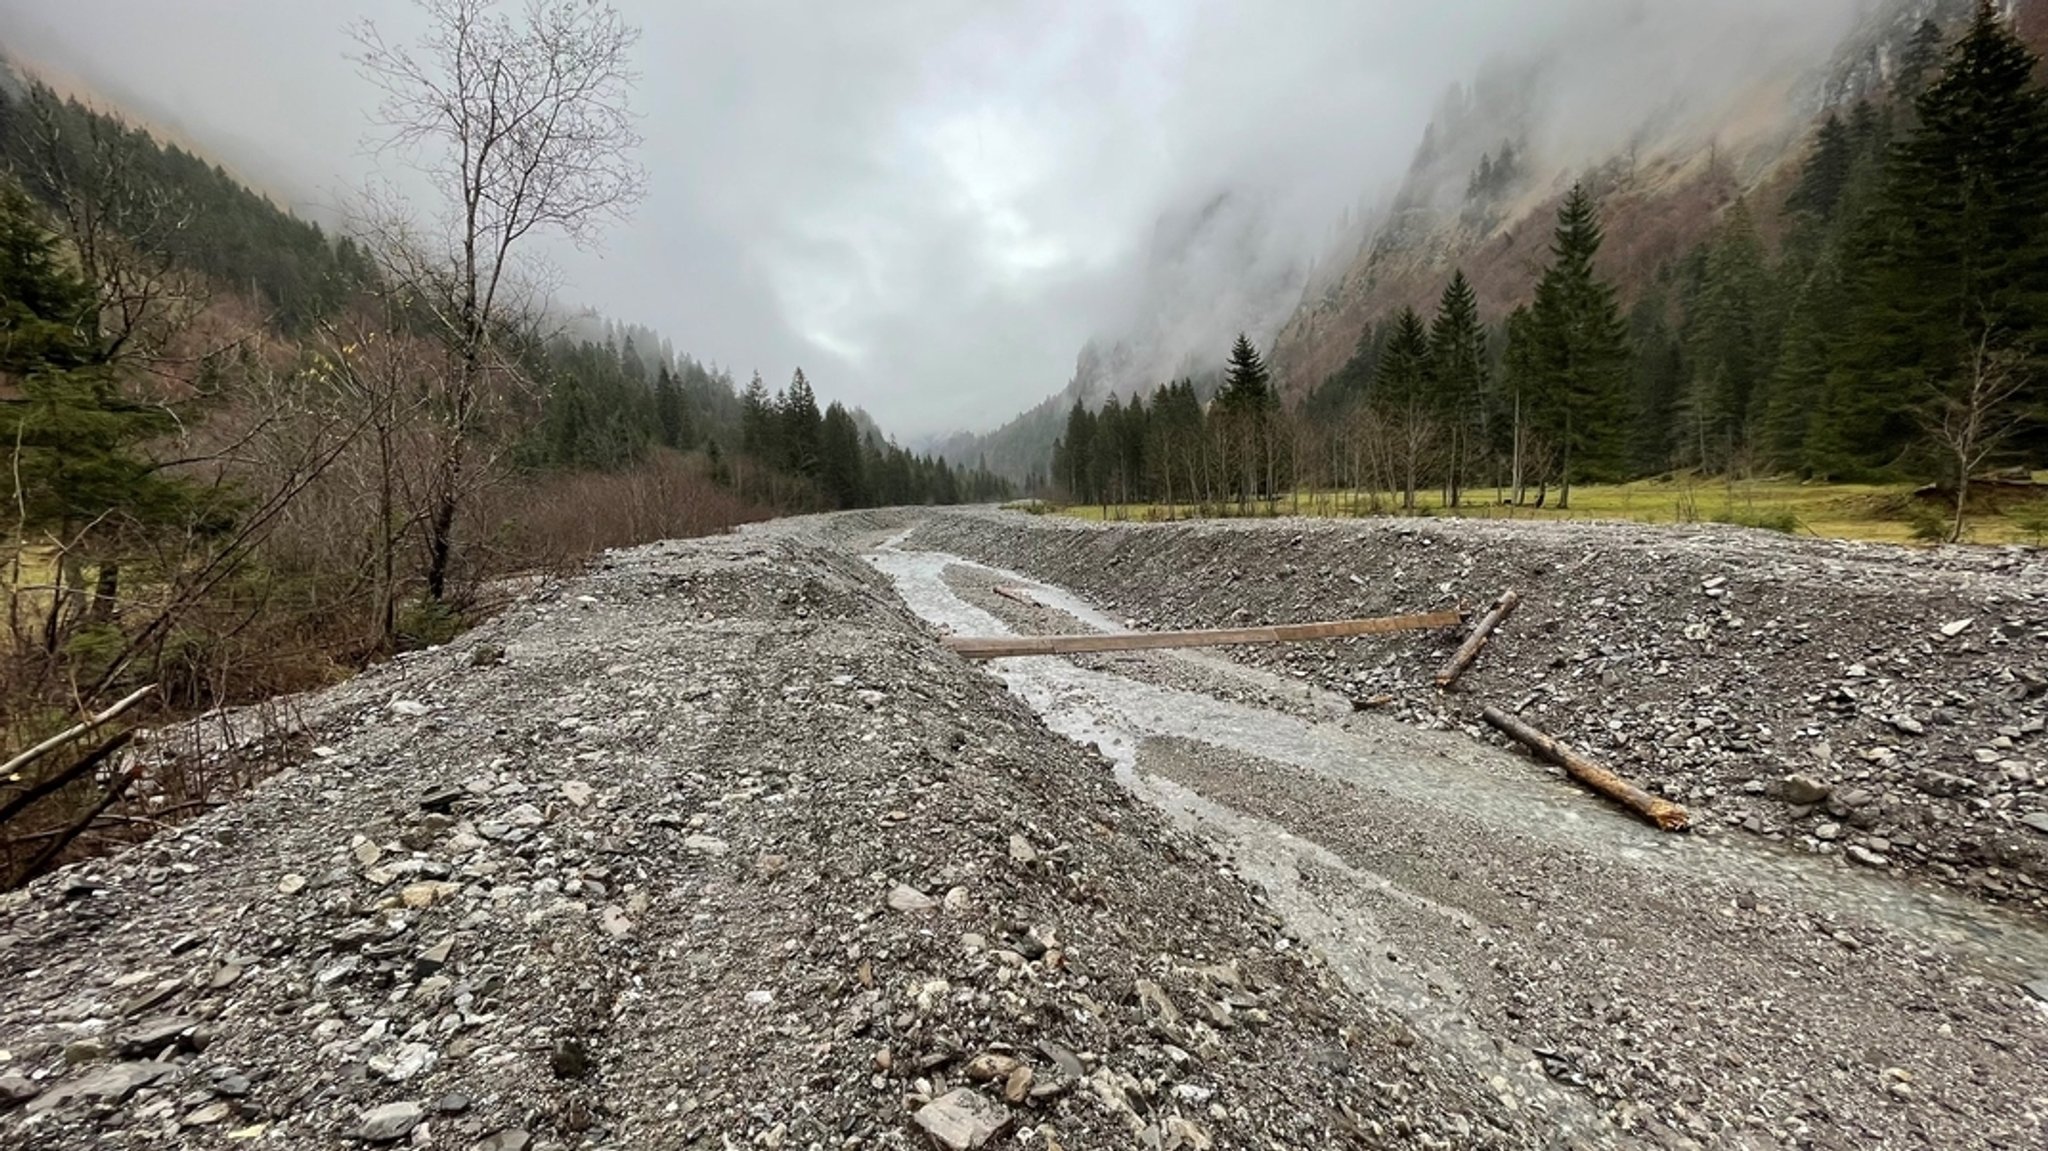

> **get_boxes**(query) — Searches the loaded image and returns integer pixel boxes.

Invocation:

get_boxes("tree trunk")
[376,420,397,648]
[1510,393,1525,507]
[89,562,119,623]
[1949,467,1969,544]
[424,438,464,603]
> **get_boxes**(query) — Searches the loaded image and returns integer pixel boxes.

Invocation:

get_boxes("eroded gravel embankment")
[0,516,1543,1150]
[907,511,2048,913]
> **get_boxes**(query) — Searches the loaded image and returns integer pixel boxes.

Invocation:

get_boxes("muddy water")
[866,537,2048,983]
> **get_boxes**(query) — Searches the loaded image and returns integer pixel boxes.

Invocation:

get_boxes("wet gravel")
[906,511,2048,915]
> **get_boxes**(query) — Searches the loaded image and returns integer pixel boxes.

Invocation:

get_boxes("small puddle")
[866,536,2048,984]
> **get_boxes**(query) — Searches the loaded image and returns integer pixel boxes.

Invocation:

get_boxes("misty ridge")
[975,0,1879,433]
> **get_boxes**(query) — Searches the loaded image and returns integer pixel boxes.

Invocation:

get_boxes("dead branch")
[1481,704,1690,832]
[1435,591,1522,689]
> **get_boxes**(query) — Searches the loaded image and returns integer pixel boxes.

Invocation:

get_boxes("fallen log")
[992,586,1041,607]
[1434,590,1522,690]
[1480,705,1690,832]
[944,610,1463,661]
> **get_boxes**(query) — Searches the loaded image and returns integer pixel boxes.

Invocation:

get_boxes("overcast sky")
[0,1,1869,437]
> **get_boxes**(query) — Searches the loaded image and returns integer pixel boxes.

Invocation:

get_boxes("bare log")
[1480,705,1690,832]
[992,586,1041,607]
[1434,590,1522,689]
[0,684,157,781]
[945,610,1463,661]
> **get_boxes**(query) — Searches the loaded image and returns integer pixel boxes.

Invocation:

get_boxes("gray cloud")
[0,0,1870,436]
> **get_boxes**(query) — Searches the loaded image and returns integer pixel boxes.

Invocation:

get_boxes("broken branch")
[1435,590,1522,689]
[1481,705,1690,832]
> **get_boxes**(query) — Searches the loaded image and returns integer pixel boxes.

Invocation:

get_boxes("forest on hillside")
[1049,6,2047,541]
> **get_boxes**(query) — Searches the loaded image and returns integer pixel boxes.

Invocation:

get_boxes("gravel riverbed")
[0,515,1541,1150]
[906,510,2048,915]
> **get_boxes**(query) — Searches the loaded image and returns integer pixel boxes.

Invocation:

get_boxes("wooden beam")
[1481,705,1690,832]
[992,586,1041,607]
[1434,590,1521,689]
[943,610,1463,661]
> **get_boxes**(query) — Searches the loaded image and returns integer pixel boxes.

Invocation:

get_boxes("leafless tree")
[351,0,646,599]
[1921,327,2034,543]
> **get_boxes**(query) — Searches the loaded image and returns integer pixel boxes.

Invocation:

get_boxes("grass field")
[1055,474,2048,546]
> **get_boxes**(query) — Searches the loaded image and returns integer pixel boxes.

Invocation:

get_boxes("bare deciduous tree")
[1921,327,2034,543]
[351,0,646,599]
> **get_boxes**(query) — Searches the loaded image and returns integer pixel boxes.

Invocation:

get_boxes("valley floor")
[0,507,2043,1149]
[1059,473,2048,547]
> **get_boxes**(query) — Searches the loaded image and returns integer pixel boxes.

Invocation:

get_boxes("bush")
[2012,502,2048,546]
[1906,504,1952,543]
[396,598,463,649]
[1713,508,1799,534]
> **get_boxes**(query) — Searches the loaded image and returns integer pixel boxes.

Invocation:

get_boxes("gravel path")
[0,516,1542,1150]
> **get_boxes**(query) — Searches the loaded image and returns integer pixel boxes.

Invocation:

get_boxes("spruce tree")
[1682,199,1778,472]
[0,184,203,619]
[1627,286,1685,475]
[1788,114,1853,222]
[780,368,823,477]
[740,371,777,459]
[818,402,867,509]
[1378,306,1433,509]
[1429,270,1487,506]
[1054,399,1096,502]
[1525,183,1632,505]
[653,364,685,449]
[1764,266,1837,473]
[1899,18,1946,99]
[1216,333,1274,413]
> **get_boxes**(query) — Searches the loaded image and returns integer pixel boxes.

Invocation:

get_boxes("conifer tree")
[0,184,202,628]
[1216,333,1274,413]
[1899,18,1946,99]
[818,402,866,509]
[1429,270,1487,506]
[1763,265,1837,473]
[1682,199,1778,471]
[1788,114,1853,222]
[1524,183,1632,506]
[740,371,777,459]
[1378,306,1433,509]
[780,368,823,477]
[1627,286,1685,475]
[654,364,685,449]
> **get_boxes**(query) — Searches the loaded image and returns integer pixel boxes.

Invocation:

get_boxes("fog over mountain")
[0,0,1870,438]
